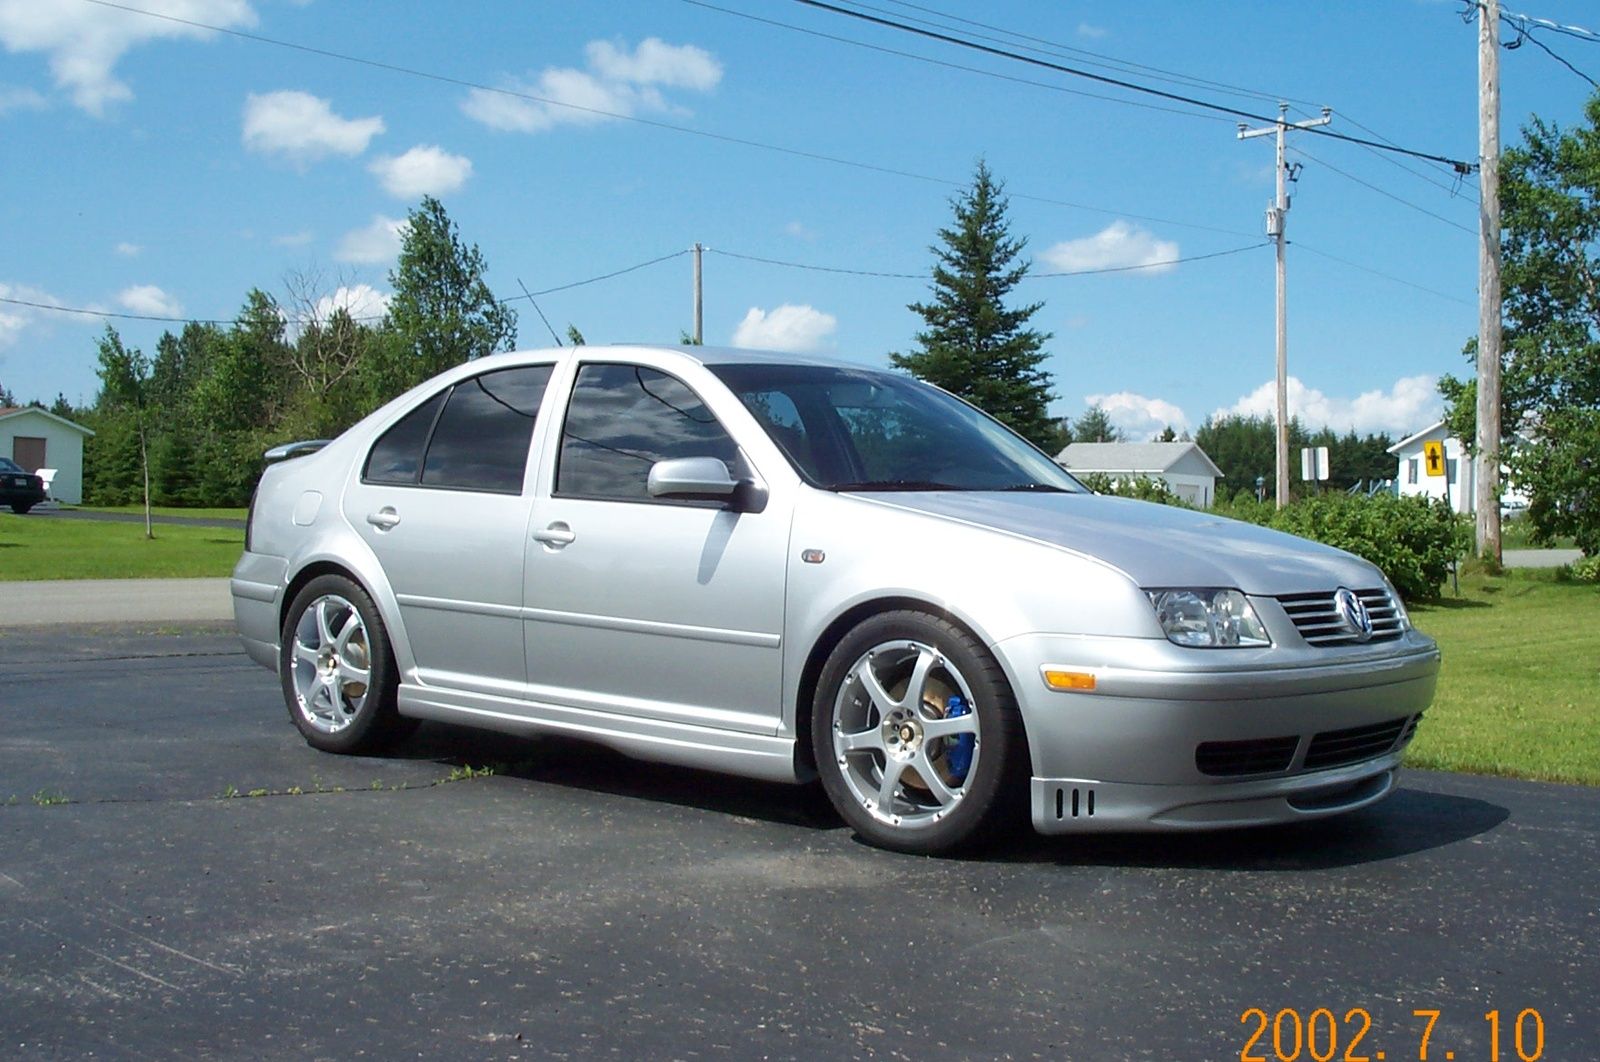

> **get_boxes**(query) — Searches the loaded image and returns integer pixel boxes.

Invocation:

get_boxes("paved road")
[0,578,233,627]
[1503,547,1584,568]
[18,506,245,530]
[0,625,1594,1059]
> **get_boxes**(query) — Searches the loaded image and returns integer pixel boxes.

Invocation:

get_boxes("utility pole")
[1239,103,1332,508]
[692,242,704,345]
[1476,0,1503,564]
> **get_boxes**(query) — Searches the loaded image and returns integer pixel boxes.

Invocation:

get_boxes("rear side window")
[362,364,552,493]
[365,391,445,484]
[556,363,738,502]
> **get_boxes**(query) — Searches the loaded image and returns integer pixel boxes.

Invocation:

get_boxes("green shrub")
[1571,554,1600,584]
[1267,493,1470,601]
[1079,472,1190,507]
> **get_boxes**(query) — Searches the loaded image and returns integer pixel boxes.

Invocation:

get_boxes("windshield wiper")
[995,483,1071,493]
[829,480,972,492]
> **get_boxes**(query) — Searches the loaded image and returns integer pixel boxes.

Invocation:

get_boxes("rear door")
[344,362,554,694]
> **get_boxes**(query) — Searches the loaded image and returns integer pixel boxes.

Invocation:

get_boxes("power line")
[709,242,1266,279]
[1510,23,1600,88]
[872,0,1321,108]
[1291,242,1474,306]
[681,0,1237,125]
[1291,105,1480,204]
[1286,146,1477,234]
[79,0,1253,239]
[795,0,1478,171]
[0,250,691,326]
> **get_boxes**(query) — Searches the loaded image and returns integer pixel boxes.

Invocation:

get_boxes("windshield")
[709,363,1085,493]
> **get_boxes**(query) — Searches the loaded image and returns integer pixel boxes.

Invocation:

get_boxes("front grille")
[1277,587,1405,646]
[1303,717,1408,770]
[1196,735,1298,777]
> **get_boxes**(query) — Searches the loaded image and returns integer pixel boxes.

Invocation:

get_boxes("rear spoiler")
[263,439,332,464]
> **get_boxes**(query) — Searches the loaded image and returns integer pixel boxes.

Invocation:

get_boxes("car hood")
[852,491,1385,596]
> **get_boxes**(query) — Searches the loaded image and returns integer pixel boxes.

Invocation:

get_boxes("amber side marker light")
[1042,669,1097,692]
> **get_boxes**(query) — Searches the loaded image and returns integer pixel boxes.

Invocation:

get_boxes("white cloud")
[114,241,140,257]
[368,144,473,198]
[272,230,314,247]
[732,304,837,353]
[1042,221,1180,275]
[1216,374,1442,437]
[1084,391,1190,440]
[462,37,721,133]
[0,0,255,115]
[242,90,385,164]
[335,215,406,264]
[585,38,722,90]
[117,284,181,317]
[0,85,47,115]
[784,220,817,241]
[1077,22,1109,39]
[314,284,390,323]
[0,282,105,350]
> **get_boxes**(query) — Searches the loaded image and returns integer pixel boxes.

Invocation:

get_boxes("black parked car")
[0,457,46,514]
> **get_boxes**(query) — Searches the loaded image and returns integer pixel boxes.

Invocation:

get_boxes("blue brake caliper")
[943,695,974,783]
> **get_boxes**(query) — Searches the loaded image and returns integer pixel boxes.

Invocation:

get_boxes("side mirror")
[647,456,766,512]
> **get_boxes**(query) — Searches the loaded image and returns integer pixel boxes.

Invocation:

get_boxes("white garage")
[0,406,95,505]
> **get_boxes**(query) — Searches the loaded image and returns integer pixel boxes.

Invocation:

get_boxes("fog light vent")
[1054,786,1096,819]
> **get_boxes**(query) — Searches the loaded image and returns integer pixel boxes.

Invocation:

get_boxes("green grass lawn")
[67,504,248,521]
[1407,568,1599,785]
[0,513,243,580]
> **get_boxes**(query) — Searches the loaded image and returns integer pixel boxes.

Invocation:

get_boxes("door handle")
[532,523,576,547]
[366,507,401,531]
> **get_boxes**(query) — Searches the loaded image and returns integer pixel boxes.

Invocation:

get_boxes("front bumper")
[995,630,1440,833]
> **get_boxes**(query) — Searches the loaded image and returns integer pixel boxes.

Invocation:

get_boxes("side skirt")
[398,683,803,785]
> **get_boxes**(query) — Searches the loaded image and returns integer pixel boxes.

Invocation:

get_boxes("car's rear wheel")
[812,610,1026,855]
[10,504,31,514]
[280,574,409,754]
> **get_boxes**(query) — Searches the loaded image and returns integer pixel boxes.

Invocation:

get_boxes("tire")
[811,610,1027,855]
[279,574,409,754]
[10,504,31,514]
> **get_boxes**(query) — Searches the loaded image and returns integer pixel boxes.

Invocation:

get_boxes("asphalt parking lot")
[1,624,1595,1060]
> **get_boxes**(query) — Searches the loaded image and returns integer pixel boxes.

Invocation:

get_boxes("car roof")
[493,343,882,373]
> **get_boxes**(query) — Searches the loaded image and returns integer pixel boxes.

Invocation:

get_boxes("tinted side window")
[557,364,738,501]
[364,390,446,484]
[421,365,553,493]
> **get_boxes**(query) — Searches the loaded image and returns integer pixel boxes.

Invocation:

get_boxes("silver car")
[232,344,1440,854]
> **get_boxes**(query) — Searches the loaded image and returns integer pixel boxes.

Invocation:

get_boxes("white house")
[1055,441,1224,509]
[0,406,95,505]
[1387,420,1527,513]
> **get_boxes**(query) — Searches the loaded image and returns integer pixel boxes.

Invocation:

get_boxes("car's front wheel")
[280,574,409,754]
[812,611,1026,855]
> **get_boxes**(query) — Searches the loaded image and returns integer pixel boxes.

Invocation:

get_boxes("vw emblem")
[1334,587,1373,642]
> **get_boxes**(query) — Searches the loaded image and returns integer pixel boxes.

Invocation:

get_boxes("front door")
[522,361,789,734]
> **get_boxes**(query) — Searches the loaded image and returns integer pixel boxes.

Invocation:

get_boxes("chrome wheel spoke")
[839,726,884,753]
[856,661,898,717]
[337,659,370,689]
[333,609,361,653]
[923,712,978,740]
[875,758,906,812]
[315,599,338,648]
[293,640,320,665]
[903,648,937,716]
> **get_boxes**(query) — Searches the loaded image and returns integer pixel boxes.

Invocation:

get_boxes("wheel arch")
[792,595,1030,778]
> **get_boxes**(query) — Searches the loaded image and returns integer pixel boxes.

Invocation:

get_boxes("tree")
[1440,95,1600,555]
[1156,425,1178,443]
[892,161,1056,446]
[1071,404,1122,443]
[383,196,517,399]
[95,326,156,538]
[0,381,14,407]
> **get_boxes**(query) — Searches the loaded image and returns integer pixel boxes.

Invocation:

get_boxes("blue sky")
[2,0,1595,439]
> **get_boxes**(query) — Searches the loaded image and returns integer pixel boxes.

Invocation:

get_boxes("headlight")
[1146,588,1271,648]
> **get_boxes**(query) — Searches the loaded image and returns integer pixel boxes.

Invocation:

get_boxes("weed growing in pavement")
[444,764,497,782]
[31,789,69,806]
[220,785,239,799]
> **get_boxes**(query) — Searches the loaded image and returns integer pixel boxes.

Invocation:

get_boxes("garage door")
[12,436,45,473]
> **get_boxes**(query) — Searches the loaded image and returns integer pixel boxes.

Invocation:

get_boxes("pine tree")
[892,161,1056,446]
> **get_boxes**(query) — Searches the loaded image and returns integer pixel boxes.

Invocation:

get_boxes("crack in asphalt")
[0,772,503,811]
